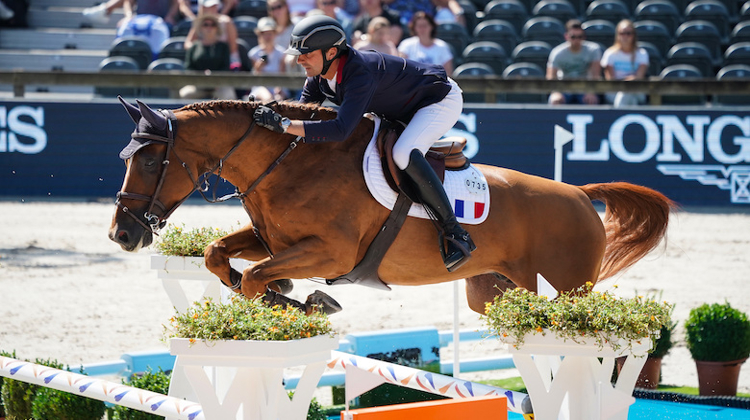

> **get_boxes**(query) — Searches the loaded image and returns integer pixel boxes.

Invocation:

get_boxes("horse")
[108,98,675,315]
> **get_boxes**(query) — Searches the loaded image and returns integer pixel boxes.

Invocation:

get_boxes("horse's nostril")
[118,230,129,243]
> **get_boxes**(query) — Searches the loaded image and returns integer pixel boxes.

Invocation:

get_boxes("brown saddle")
[375,119,469,193]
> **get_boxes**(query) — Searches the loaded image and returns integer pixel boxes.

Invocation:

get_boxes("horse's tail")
[579,182,676,280]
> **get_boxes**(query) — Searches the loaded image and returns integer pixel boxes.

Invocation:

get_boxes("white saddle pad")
[362,115,490,225]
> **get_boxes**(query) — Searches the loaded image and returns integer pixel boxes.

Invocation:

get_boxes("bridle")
[116,107,304,236]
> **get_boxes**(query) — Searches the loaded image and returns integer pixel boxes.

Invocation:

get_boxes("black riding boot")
[403,150,476,272]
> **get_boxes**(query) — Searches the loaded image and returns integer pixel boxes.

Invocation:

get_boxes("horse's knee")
[204,240,227,270]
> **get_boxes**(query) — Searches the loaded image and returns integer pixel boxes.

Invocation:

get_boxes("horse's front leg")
[204,224,291,294]
[240,236,349,315]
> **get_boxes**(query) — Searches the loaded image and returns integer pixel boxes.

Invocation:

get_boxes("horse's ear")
[118,95,141,124]
[136,99,168,131]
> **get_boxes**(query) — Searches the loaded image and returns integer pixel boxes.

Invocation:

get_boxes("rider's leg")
[393,79,476,272]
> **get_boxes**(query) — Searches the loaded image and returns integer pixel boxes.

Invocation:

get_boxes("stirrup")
[441,231,476,272]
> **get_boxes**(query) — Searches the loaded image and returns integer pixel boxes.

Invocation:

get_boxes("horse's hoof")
[270,279,294,294]
[305,290,343,315]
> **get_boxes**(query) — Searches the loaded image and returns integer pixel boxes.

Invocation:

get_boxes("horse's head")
[108,97,198,252]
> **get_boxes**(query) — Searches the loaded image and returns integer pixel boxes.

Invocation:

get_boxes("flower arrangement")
[163,295,334,343]
[154,224,232,257]
[483,282,673,352]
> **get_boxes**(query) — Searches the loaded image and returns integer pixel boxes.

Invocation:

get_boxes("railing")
[1,69,749,105]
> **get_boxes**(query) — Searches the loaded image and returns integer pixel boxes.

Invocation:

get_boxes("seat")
[234,0,268,19]
[157,36,187,61]
[582,19,616,48]
[109,36,153,69]
[714,64,750,104]
[144,58,185,98]
[731,20,750,43]
[666,42,715,76]
[638,40,665,74]
[522,16,566,46]
[236,38,254,72]
[171,19,193,37]
[453,62,496,102]
[674,20,723,63]
[501,62,548,102]
[96,56,139,97]
[436,22,472,58]
[459,0,480,33]
[532,0,578,24]
[586,0,631,24]
[484,0,529,34]
[684,0,730,41]
[635,0,683,34]
[511,40,553,68]
[462,41,509,74]
[634,19,673,56]
[723,41,750,66]
[659,64,707,104]
[742,0,750,20]
[473,19,519,56]
[234,16,259,49]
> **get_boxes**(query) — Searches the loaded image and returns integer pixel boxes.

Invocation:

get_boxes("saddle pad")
[362,116,490,225]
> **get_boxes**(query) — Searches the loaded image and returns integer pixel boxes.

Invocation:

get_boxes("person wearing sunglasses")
[546,19,602,105]
[180,14,237,99]
[184,0,241,70]
[601,19,649,107]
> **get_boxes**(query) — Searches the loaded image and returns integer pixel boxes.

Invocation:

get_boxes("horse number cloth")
[363,115,491,225]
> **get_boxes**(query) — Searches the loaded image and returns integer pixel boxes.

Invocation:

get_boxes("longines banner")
[1,100,748,206]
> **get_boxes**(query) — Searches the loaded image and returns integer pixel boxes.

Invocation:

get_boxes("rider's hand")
[254,105,285,133]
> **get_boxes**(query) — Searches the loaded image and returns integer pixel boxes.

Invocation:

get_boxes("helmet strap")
[320,47,339,76]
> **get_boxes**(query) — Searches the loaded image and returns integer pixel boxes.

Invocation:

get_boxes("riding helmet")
[285,15,348,56]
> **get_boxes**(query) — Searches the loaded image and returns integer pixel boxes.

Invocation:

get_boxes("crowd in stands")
[79,0,750,103]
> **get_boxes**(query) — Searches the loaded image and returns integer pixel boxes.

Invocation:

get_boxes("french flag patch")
[454,199,486,220]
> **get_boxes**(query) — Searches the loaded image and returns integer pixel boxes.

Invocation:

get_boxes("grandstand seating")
[96,56,139,97]
[484,0,529,34]
[714,63,750,103]
[684,0,731,41]
[522,16,566,45]
[723,41,750,65]
[583,19,617,48]
[473,19,519,57]
[158,36,187,61]
[634,20,674,56]
[454,62,496,102]
[659,63,708,103]
[463,41,510,74]
[143,58,185,98]
[731,20,750,42]
[666,42,716,75]
[741,1,750,20]
[234,16,259,49]
[235,0,269,19]
[586,0,632,24]
[501,62,548,102]
[674,20,723,63]
[635,0,683,34]
[171,20,194,37]
[638,40,666,74]
[533,0,579,23]
[436,22,472,60]
[511,40,553,69]
[109,36,153,70]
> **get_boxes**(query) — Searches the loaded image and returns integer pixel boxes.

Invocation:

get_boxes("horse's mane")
[178,100,338,121]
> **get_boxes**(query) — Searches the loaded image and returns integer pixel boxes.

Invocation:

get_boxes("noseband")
[116,107,304,236]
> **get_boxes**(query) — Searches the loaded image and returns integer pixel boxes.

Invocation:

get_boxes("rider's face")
[296,48,336,78]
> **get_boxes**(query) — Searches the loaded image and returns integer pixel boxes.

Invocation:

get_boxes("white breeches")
[392,78,463,170]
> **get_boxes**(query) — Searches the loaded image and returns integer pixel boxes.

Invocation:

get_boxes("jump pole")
[328,350,533,416]
[0,356,204,420]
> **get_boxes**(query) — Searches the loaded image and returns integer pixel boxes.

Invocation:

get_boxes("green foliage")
[0,349,17,418]
[154,224,231,256]
[650,320,676,359]
[685,302,750,362]
[31,379,106,420]
[483,282,673,352]
[164,295,334,342]
[111,369,171,420]
[305,397,327,420]
[0,357,63,420]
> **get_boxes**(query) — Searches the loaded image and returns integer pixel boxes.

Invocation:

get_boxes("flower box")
[168,335,339,420]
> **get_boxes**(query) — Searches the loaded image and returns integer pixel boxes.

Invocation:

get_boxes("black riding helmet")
[285,15,348,75]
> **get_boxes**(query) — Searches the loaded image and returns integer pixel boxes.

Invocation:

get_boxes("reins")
[116,105,304,237]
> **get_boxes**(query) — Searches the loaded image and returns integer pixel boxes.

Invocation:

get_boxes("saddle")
[376,119,469,197]
[325,118,471,290]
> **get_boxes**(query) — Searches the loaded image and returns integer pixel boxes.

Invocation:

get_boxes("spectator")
[179,0,236,19]
[185,0,241,71]
[314,0,353,42]
[546,19,602,105]
[287,0,317,17]
[351,0,402,44]
[381,0,434,28]
[84,0,180,29]
[600,19,649,107]
[248,17,290,102]
[268,0,296,49]
[179,14,237,99]
[353,16,398,55]
[431,0,464,26]
[397,12,453,75]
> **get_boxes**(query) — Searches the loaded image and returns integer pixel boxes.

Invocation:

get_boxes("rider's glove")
[254,105,286,133]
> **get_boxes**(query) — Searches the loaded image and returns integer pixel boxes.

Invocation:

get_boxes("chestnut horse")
[109,98,674,315]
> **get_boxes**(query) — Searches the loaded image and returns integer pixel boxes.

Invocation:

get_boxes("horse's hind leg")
[465,273,516,314]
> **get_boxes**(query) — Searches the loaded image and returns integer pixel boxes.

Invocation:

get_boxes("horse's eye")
[144,158,156,168]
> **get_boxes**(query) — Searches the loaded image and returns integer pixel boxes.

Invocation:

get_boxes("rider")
[252,15,475,272]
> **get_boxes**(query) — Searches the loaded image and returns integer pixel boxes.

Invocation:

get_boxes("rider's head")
[285,15,348,76]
